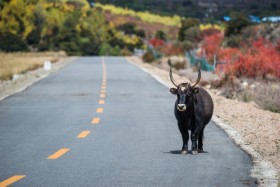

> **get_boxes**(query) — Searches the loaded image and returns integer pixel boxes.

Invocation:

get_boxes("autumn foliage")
[199,26,280,79]
[224,37,280,78]
[161,43,183,56]
[148,38,165,48]
[201,32,224,64]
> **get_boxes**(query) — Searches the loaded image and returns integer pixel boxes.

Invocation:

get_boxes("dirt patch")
[126,56,279,187]
[0,57,77,101]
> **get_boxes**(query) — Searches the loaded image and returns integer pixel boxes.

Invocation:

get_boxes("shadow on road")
[162,150,209,154]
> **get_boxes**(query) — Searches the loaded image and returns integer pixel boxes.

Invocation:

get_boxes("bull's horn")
[192,67,201,87]
[169,67,178,87]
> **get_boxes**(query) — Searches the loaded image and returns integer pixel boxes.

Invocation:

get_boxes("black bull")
[169,66,214,155]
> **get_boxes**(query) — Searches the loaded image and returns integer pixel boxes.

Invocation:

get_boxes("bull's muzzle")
[177,104,186,111]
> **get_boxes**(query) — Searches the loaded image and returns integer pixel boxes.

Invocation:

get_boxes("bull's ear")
[170,88,177,94]
[193,87,199,93]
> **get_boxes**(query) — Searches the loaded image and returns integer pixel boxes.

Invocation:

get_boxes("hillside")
[97,3,180,40]
[96,0,280,19]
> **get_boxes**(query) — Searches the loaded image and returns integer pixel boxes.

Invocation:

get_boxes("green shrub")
[225,12,251,37]
[37,42,51,51]
[0,32,28,52]
[121,47,132,56]
[175,41,194,52]
[26,28,41,47]
[155,30,167,40]
[178,18,200,41]
[117,23,137,35]
[225,35,243,48]
[183,26,201,43]
[81,42,100,55]
[173,61,186,70]
[60,42,81,55]
[136,29,145,38]
[99,43,121,56]
[142,51,154,63]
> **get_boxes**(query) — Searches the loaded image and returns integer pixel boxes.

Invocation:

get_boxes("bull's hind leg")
[191,124,203,155]
[198,127,205,153]
[178,122,189,154]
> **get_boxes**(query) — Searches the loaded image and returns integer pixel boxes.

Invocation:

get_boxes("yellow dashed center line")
[77,131,91,139]
[100,94,106,98]
[47,148,69,160]
[99,100,105,105]
[91,58,106,126]
[91,118,100,124]
[0,175,25,187]
[96,108,104,113]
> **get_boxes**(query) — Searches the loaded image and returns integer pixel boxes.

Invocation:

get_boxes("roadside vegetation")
[0,0,146,56]
[0,52,66,80]
[143,13,280,113]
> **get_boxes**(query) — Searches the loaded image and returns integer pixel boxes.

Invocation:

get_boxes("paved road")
[0,57,257,187]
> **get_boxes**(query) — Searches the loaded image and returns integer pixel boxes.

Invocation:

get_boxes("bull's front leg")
[191,122,203,155]
[178,122,189,154]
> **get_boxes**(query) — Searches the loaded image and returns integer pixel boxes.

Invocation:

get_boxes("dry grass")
[213,78,280,113]
[0,52,67,80]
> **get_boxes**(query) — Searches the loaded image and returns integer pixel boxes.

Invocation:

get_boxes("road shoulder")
[0,57,77,101]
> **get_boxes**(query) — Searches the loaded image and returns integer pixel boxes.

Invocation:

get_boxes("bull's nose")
[177,104,186,111]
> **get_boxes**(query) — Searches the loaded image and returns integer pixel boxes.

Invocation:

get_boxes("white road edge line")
[125,57,279,187]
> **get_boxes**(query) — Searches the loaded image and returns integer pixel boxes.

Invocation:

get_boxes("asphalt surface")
[0,57,257,187]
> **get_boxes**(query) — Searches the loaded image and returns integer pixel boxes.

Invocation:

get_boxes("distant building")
[249,15,260,23]
[261,17,280,23]
[222,15,280,23]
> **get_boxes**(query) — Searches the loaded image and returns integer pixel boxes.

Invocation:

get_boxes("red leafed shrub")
[201,32,224,63]
[215,48,241,73]
[148,38,165,48]
[161,43,183,56]
[275,40,280,54]
[218,48,241,62]
[200,28,221,38]
[225,37,280,78]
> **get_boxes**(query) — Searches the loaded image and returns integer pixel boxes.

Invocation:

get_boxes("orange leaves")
[201,32,224,63]
[148,38,165,48]
[161,44,182,56]
[224,37,280,78]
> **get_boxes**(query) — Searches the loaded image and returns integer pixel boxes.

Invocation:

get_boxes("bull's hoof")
[192,150,198,155]
[181,150,188,155]
[198,149,203,153]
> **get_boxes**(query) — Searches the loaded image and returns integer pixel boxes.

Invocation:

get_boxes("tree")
[0,32,28,52]
[178,18,200,41]
[117,23,136,35]
[57,13,81,54]
[99,43,121,56]
[136,29,145,38]
[225,12,251,37]
[155,30,166,40]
